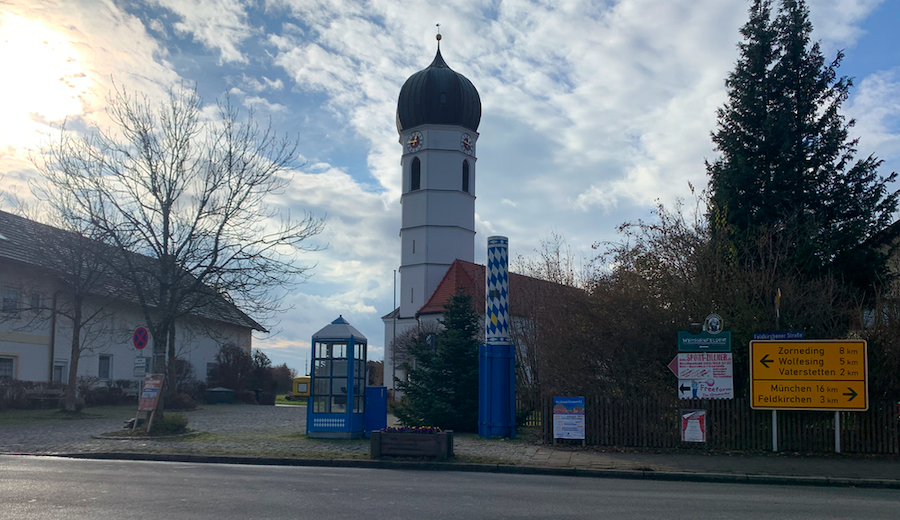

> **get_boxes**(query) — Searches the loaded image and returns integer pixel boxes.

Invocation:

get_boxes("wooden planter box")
[370,430,454,461]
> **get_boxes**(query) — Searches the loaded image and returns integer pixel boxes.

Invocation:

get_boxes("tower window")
[462,160,470,193]
[412,240,416,253]
[410,287,414,304]
[411,157,421,191]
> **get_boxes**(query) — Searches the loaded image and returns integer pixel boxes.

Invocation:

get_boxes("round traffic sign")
[133,327,149,349]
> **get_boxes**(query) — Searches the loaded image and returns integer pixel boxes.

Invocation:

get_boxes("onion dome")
[396,45,481,133]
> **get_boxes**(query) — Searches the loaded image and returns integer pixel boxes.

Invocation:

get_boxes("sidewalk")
[2,404,897,488]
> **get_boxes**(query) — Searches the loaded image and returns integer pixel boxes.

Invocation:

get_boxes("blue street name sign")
[678,331,732,352]
[751,331,805,340]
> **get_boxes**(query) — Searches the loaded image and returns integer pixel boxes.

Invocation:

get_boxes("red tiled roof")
[417,259,574,317]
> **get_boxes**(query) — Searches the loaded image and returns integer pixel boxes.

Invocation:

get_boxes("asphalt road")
[1,455,898,519]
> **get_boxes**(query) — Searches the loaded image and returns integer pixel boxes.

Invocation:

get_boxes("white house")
[0,210,261,385]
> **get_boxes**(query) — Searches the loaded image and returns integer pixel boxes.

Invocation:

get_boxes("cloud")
[151,0,254,64]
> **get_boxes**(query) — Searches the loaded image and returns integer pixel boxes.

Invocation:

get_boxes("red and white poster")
[680,409,707,443]
[138,374,165,412]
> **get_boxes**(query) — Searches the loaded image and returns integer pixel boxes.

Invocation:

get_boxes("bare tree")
[33,85,325,404]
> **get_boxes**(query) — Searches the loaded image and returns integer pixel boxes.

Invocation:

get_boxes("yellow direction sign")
[750,340,867,411]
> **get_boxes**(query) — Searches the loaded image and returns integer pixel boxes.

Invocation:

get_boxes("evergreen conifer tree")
[708,0,897,288]
[393,289,480,432]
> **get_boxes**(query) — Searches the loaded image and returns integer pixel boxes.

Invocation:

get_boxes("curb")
[34,452,900,490]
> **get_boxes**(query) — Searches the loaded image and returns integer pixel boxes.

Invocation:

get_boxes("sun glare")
[0,13,92,153]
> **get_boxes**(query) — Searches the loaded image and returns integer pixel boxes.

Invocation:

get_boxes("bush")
[83,386,124,406]
[236,390,257,404]
[166,393,198,410]
[150,413,189,435]
[0,380,35,410]
[258,392,276,406]
[58,397,85,412]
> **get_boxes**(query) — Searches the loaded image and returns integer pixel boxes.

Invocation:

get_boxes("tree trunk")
[166,322,178,399]
[64,300,83,412]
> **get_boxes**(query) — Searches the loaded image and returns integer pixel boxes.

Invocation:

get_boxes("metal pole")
[772,410,778,452]
[835,411,841,453]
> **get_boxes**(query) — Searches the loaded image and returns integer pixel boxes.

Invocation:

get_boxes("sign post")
[750,340,867,453]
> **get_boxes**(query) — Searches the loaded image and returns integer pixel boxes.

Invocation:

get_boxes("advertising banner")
[138,374,164,412]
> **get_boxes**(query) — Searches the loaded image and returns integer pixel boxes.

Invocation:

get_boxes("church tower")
[395,36,482,318]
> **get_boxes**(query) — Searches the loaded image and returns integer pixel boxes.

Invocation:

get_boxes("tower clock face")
[460,133,474,155]
[406,131,424,153]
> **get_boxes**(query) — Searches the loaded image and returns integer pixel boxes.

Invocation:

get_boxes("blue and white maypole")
[479,236,516,438]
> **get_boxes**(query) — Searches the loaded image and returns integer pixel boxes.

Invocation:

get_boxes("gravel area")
[0,404,534,463]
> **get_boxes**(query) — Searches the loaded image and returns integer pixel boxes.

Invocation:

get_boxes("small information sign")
[133,357,148,377]
[138,374,165,412]
[669,353,734,399]
[680,409,707,443]
[552,397,585,440]
[677,331,731,352]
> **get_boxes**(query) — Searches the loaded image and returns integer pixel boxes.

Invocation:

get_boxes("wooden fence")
[533,396,900,454]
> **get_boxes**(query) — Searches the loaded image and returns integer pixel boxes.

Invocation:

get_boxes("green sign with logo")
[678,331,732,352]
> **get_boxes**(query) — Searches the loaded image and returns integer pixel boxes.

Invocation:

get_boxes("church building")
[381,36,563,396]
[381,34,481,394]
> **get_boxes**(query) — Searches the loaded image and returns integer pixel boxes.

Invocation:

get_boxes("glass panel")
[354,396,364,413]
[354,360,364,378]
[297,383,308,393]
[313,397,329,413]
[332,360,347,378]
[331,379,347,396]
[0,358,13,379]
[354,378,364,396]
[315,342,328,359]
[354,343,362,360]
[314,359,330,377]
[99,355,111,379]
[332,343,347,359]
[331,396,347,414]
[314,377,329,395]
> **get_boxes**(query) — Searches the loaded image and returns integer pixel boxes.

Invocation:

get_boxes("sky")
[2,0,899,375]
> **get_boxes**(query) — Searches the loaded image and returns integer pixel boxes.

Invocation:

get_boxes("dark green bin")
[206,387,235,404]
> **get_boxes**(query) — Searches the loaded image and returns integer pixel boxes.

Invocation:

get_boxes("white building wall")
[0,260,252,385]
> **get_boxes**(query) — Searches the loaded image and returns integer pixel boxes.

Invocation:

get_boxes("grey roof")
[312,315,367,342]
[0,210,264,331]
[396,48,481,133]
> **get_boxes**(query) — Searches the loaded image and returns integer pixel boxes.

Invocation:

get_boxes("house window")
[30,292,42,315]
[99,355,112,380]
[462,160,470,193]
[0,357,14,380]
[410,157,421,191]
[2,288,20,317]
[53,361,68,383]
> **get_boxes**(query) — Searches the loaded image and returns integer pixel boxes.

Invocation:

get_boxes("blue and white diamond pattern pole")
[479,236,515,439]
[486,236,510,345]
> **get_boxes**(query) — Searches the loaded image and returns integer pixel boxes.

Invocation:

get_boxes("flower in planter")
[383,426,443,434]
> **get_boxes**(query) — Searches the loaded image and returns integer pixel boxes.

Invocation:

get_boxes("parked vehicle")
[284,376,310,401]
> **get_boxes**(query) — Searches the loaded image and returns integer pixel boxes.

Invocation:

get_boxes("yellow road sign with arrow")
[750,340,867,411]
